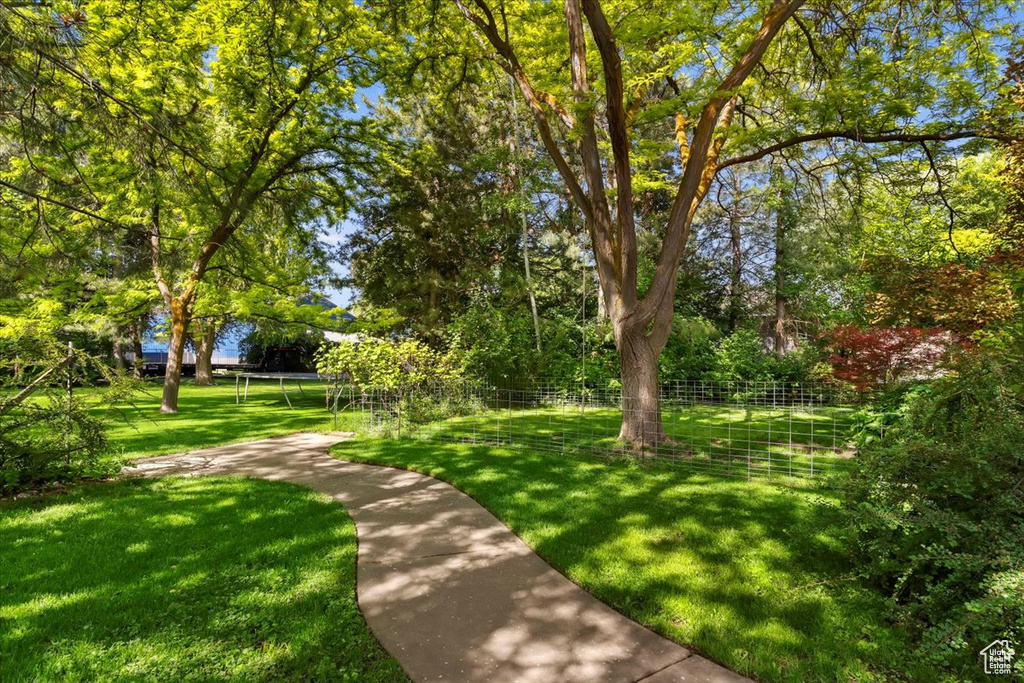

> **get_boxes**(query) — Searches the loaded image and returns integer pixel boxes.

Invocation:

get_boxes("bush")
[0,392,113,494]
[704,328,820,383]
[315,337,461,390]
[659,316,719,380]
[825,325,950,391]
[1,344,140,494]
[845,356,1023,679]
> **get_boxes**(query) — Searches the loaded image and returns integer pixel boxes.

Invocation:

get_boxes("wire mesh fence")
[328,380,870,483]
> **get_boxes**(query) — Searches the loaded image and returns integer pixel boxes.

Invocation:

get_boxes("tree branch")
[582,0,638,306]
[453,0,594,225]
[716,129,1011,170]
[640,0,805,328]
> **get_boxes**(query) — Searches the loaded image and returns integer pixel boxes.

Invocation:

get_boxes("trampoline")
[234,372,326,409]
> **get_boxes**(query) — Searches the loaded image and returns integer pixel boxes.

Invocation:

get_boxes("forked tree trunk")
[160,299,190,413]
[458,0,807,452]
[615,323,666,449]
[194,321,217,386]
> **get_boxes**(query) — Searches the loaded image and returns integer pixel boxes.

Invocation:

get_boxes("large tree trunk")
[194,321,217,386]
[615,323,666,450]
[160,299,190,413]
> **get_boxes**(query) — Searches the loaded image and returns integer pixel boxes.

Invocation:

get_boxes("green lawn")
[331,438,919,683]
[0,476,407,682]
[90,380,350,461]
[402,403,856,481]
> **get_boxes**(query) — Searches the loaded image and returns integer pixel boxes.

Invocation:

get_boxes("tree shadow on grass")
[332,439,911,683]
[0,477,407,683]
[88,381,348,460]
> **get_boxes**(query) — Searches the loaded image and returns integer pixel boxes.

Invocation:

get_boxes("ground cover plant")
[0,476,407,682]
[330,438,924,682]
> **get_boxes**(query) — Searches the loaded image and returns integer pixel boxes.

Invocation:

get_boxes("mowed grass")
[86,380,350,461]
[411,404,856,481]
[0,476,407,683]
[332,439,918,683]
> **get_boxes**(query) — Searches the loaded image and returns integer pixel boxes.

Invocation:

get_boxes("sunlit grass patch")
[0,477,406,682]
[332,438,920,683]
[79,380,349,461]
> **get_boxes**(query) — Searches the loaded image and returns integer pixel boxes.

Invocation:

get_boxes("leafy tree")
[382,0,1020,446]
[1,0,381,412]
[345,93,522,342]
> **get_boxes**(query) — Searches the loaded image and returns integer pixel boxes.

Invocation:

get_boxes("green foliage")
[346,93,523,342]
[0,392,112,494]
[1,0,379,407]
[315,338,462,390]
[659,317,719,380]
[701,329,821,383]
[845,355,1024,678]
[446,305,543,384]
[0,341,143,494]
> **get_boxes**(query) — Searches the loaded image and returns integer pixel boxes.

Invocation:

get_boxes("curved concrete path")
[129,433,751,683]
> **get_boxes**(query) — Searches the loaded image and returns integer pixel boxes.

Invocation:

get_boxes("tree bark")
[615,323,664,449]
[112,335,126,371]
[160,298,190,413]
[728,179,743,332]
[194,321,217,386]
[772,181,789,357]
[131,321,144,379]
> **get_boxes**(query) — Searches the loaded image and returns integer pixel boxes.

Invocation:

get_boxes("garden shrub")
[659,316,719,380]
[1,343,141,494]
[845,356,1023,679]
[316,337,461,389]
[0,392,112,494]
[317,337,479,434]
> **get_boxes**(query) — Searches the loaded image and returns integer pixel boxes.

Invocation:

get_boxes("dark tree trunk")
[194,321,216,386]
[112,336,126,371]
[772,189,788,357]
[728,193,743,333]
[615,323,665,449]
[131,321,144,379]
[160,299,190,413]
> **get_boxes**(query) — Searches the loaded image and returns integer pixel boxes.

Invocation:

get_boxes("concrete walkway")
[129,433,751,683]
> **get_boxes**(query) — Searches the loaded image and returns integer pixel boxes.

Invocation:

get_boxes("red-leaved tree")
[826,326,950,391]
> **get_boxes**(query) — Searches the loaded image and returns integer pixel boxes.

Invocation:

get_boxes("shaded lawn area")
[412,404,856,481]
[0,477,407,683]
[87,380,351,461]
[332,439,918,683]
